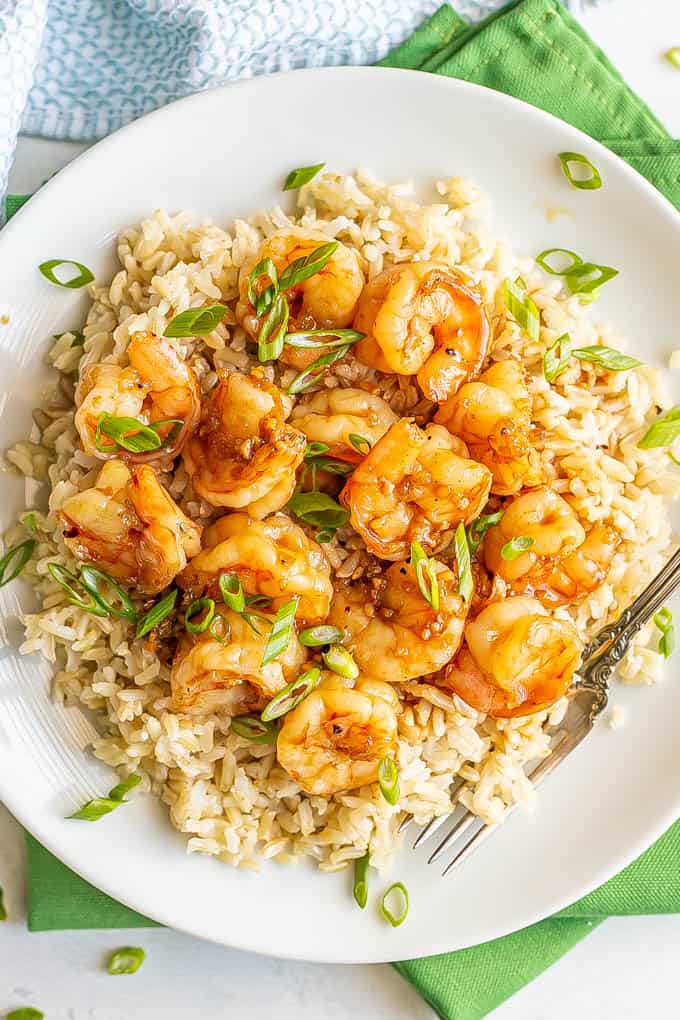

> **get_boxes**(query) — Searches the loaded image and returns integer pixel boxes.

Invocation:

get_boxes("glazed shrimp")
[328,559,468,683]
[178,512,333,624]
[170,610,306,715]
[276,673,399,796]
[353,262,489,402]
[75,331,201,462]
[439,596,581,717]
[290,388,397,455]
[341,418,492,560]
[542,524,621,604]
[58,459,202,594]
[435,359,542,495]
[183,370,306,517]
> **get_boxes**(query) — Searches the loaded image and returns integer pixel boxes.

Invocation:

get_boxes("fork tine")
[398,813,414,834]
[427,808,478,864]
[412,782,466,849]
[441,821,497,876]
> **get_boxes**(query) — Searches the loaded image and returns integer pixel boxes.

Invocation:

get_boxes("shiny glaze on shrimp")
[58,459,202,594]
[290,387,397,455]
[439,596,581,717]
[276,673,399,797]
[341,418,492,560]
[183,370,306,517]
[435,359,542,495]
[75,331,201,462]
[178,512,333,624]
[354,262,489,402]
[328,559,468,683]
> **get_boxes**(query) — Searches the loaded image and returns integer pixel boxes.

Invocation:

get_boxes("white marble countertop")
[3,1,680,1016]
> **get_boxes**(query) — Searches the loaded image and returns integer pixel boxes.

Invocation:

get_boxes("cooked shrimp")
[183,370,306,517]
[170,610,306,715]
[290,388,397,454]
[439,596,581,717]
[58,459,202,594]
[328,559,467,682]
[435,359,542,494]
[178,512,333,624]
[75,331,201,462]
[276,673,399,796]
[341,418,492,560]
[542,524,621,604]
[353,262,488,402]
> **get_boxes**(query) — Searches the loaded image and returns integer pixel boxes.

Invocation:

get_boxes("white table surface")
[3,1,680,1016]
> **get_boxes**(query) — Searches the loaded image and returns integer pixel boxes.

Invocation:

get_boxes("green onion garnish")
[638,406,680,449]
[219,572,246,614]
[69,773,141,821]
[543,333,572,383]
[381,882,409,928]
[377,757,400,805]
[283,163,325,190]
[503,278,540,341]
[279,242,338,291]
[0,884,6,920]
[454,523,473,603]
[54,329,85,346]
[135,588,177,638]
[558,152,603,190]
[209,612,231,643]
[284,328,365,348]
[304,441,330,458]
[565,262,619,295]
[411,541,440,612]
[466,511,503,556]
[322,644,359,679]
[261,666,321,722]
[48,562,108,617]
[572,345,641,372]
[288,489,349,535]
[78,565,137,623]
[261,597,299,667]
[39,258,94,289]
[535,248,583,275]
[0,539,35,588]
[500,536,534,560]
[299,624,344,647]
[665,47,680,68]
[94,413,178,454]
[348,433,372,454]
[247,257,279,317]
[257,292,289,362]
[107,946,146,975]
[353,851,369,909]
[230,714,279,744]
[21,512,39,534]
[7,1010,44,1020]
[654,607,675,659]
[288,342,355,395]
[184,597,216,635]
[164,304,227,338]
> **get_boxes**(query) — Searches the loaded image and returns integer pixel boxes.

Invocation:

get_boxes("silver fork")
[402,547,680,876]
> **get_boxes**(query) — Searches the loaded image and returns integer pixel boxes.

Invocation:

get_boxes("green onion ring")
[184,597,216,635]
[79,565,137,623]
[377,757,400,806]
[381,882,409,927]
[261,666,321,723]
[353,851,369,909]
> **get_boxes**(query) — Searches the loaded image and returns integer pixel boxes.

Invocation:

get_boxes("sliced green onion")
[261,597,299,667]
[543,333,572,383]
[184,597,216,635]
[454,523,473,603]
[315,529,335,544]
[654,607,675,659]
[39,258,94,289]
[353,851,369,909]
[279,242,338,291]
[284,328,365,348]
[0,539,35,587]
[69,773,140,821]
[21,512,39,534]
[245,594,274,609]
[381,882,409,928]
[107,946,146,975]
[299,624,344,647]
[558,152,602,190]
[164,303,227,338]
[7,1010,44,1020]
[665,47,680,68]
[535,248,583,275]
[571,345,641,372]
[108,773,142,802]
[638,406,680,449]
[411,541,440,612]
[0,884,6,920]
[377,757,400,805]
[500,536,534,561]
[466,511,503,556]
[208,612,231,643]
[48,562,108,617]
[503,278,540,341]
[288,489,349,533]
[565,262,618,295]
[219,572,246,614]
[668,450,680,467]
[348,433,372,454]
[304,441,330,458]
[79,565,137,623]
[288,342,354,395]
[304,455,355,481]
[230,714,279,744]
[247,257,279,317]
[135,588,177,638]
[322,644,359,679]
[95,414,162,454]
[283,162,325,190]
[54,329,85,346]
[261,666,321,722]
[258,292,289,362]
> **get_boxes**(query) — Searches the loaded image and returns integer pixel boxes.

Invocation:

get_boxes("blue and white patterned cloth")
[0,0,599,211]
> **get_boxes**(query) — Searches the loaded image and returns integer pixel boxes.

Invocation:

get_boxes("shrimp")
[435,359,542,495]
[170,610,306,715]
[290,387,397,455]
[276,673,399,796]
[178,512,333,624]
[353,262,489,402]
[182,370,306,517]
[75,331,201,462]
[237,230,365,370]
[439,596,581,717]
[58,459,202,594]
[328,559,467,682]
[542,524,621,604]
[341,418,492,560]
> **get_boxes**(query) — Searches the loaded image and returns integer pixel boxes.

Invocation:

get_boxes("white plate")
[0,67,679,964]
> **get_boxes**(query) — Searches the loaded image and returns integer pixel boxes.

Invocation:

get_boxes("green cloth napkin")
[7,1,680,1016]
